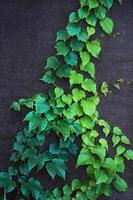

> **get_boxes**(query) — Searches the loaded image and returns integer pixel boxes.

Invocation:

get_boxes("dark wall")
[0,0,133,199]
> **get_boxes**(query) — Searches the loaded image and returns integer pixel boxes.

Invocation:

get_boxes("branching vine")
[0,0,133,200]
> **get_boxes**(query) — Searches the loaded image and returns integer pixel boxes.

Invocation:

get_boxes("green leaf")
[88,0,99,9]
[35,96,50,114]
[101,81,109,96]
[112,135,120,147]
[19,163,29,175]
[80,51,90,67]
[11,102,20,111]
[66,23,81,36]
[82,134,94,146]
[63,184,72,196]
[38,152,52,171]
[81,97,97,117]
[72,88,86,102]
[45,56,60,69]
[69,12,79,23]
[103,158,116,172]
[24,112,47,132]
[80,61,95,79]
[77,149,95,167]
[98,119,110,136]
[91,146,106,162]
[113,127,123,136]
[90,130,99,138]
[99,138,108,150]
[78,7,88,19]
[22,148,36,160]
[87,27,95,37]
[95,5,106,19]
[63,109,74,119]
[62,94,72,105]
[70,39,84,52]
[56,30,69,41]
[55,41,69,56]
[69,70,83,85]
[56,64,71,78]
[95,170,108,184]
[124,150,133,160]
[77,28,88,42]
[79,0,88,7]
[86,40,101,58]
[121,136,130,145]
[100,17,114,35]
[80,116,94,129]
[86,12,97,26]
[40,71,56,84]
[21,181,30,198]
[28,156,38,171]
[64,52,78,66]
[81,79,96,94]
[8,166,18,176]
[28,178,43,200]
[0,173,15,189]
[45,111,55,121]
[100,0,113,9]
[113,176,128,192]
[54,87,64,98]
[56,97,65,108]
[116,145,126,155]
[70,102,83,117]
[49,143,60,154]
[71,179,81,191]
[19,98,33,109]
[53,188,61,197]
[53,120,72,141]
[24,112,39,132]
[102,185,112,197]
[46,158,66,180]
[40,118,48,131]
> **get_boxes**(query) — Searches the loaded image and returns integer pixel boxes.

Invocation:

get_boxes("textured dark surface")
[0,0,133,199]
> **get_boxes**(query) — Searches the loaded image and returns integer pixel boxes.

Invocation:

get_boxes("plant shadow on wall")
[0,0,133,200]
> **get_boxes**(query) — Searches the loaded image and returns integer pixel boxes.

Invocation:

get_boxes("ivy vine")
[0,0,133,200]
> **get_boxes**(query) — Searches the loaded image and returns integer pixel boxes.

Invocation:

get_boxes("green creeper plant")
[0,0,133,199]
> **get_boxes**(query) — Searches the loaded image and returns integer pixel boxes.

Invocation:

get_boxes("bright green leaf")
[101,81,109,96]
[87,27,95,37]
[89,0,99,9]
[72,88,86,102]
[54,87,64,98]
[124,150,133,160]
[121,136,130,145]
[100,17,114,35]
[81,78,96,94]
[86,40,101,58]
[114,176,128,192]
[112,135,120,147]
[77,149,95,167]
[116,145,126,155]
[80,116,94,129]
[69,70,83,85]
